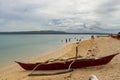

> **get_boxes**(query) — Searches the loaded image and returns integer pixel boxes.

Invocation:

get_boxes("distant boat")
[109,34,118,39]
[15,53,119,70]
[109,33,120,39]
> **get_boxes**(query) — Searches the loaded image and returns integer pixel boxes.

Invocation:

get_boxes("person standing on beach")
[91,35,94,39]
[66,38,67,43]
[79,39,81,41]
[69,38,71,42]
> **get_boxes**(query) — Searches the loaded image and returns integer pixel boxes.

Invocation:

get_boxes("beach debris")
[89,74,99,80]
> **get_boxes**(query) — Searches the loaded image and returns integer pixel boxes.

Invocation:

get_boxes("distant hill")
[0,30,110,35]
[0,30,66,34]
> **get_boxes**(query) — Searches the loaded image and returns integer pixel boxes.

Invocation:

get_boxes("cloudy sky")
[0,0,120,32]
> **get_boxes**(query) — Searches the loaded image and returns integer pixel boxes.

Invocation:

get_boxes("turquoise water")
[0,34,90,67]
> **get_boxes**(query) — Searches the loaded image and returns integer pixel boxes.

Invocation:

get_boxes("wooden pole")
[75,42,79,59]
[76,46,78,59]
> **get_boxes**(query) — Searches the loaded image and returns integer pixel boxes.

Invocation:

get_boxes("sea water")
[0,34,90,67]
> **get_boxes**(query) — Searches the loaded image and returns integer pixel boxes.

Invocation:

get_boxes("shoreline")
[0,39,74,70]
[0,34,87,67]
[0,37,120,80]
[0,42,64,68]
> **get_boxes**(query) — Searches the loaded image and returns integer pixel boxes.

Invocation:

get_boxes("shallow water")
[0,34,90,67]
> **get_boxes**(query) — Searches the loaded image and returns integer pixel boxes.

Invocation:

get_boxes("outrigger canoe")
[16,53,119,70]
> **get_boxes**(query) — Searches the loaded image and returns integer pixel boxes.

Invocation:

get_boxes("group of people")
[62,37,81,43]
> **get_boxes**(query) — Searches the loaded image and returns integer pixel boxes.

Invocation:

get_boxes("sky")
[0,0,120,33]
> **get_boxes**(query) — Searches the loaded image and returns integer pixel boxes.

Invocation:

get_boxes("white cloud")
[0,0,120,32]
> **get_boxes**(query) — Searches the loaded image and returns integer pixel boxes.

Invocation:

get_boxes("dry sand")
[0,37,120,80]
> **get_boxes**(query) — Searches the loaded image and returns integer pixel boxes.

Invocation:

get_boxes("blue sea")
[0,34,90,67]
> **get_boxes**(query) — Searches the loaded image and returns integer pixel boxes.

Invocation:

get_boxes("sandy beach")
[0,36,120,80]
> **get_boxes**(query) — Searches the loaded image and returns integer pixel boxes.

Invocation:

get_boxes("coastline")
[0,34,86,67]
[0,37,120,80]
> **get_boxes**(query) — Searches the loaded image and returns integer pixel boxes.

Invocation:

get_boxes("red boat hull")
[109,34,118,39]
[16,53,119,70]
